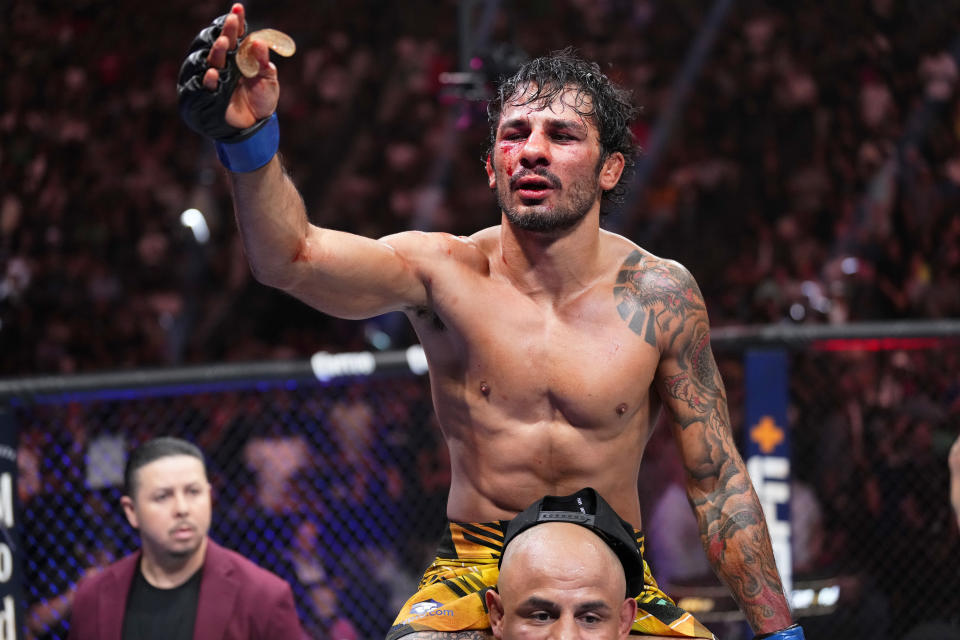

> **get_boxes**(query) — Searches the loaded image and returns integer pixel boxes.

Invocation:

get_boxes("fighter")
[178,5,804,639]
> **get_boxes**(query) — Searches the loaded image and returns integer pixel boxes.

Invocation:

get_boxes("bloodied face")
[486,85,624,234]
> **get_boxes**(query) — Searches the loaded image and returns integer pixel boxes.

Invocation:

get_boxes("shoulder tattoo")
[613,250,706,349]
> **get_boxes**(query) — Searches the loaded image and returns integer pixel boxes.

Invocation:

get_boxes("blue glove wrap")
[756,624,805,640]
[215,113,279,172]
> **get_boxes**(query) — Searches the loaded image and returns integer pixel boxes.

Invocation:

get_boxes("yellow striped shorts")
[387,521,716,639]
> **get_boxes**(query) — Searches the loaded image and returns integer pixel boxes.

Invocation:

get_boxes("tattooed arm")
[627,252,793,634]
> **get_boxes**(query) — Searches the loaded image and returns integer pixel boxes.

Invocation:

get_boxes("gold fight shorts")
[387,522,716,639]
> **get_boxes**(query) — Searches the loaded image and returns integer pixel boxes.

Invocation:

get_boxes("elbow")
[247,236,312,292]
[247,261,282,289]
[247,261,301,294]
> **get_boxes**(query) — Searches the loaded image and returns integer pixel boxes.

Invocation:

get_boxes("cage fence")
[7,321,960,640]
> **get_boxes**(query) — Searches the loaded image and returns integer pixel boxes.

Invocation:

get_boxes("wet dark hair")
[486,47,639,211]
[124,437,206,498]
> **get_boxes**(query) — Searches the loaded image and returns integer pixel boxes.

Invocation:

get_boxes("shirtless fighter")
[178,5,804,639]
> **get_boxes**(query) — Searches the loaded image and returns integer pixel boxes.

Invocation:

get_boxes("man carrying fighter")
[178,5,804,638]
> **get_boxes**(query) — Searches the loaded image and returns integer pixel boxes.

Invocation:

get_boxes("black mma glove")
[177,13,271,143]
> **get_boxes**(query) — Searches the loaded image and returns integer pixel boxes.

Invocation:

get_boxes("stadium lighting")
[180,208,210,244]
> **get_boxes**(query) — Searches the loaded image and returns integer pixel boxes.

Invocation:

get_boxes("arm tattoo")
[615,251,791,632]
[613,250,705,349]
[702,505,788,629]
[614,251,719,431]
[690,438,790,630]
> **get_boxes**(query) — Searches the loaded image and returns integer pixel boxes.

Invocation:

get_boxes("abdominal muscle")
[436,397,651,528]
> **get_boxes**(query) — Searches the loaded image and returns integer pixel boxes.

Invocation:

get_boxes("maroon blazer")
[68,539,306,640]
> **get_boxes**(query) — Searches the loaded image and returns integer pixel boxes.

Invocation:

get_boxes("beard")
[497,167,600,233]
[168,537,203,557]
[164,522,204,558]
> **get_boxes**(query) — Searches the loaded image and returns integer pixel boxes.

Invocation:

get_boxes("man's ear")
[121,495,139,530]
[485,153,496,189]
[599,152,625,191]
[618,596,638,637]
[485,588,505,638]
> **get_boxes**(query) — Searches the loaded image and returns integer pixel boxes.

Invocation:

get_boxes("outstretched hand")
[202,3,279,129]
[178,2,280,141]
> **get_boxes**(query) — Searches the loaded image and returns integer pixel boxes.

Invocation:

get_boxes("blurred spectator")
[281,519,360,640]
[3,1,960,376]
[790,478,824,577]
[243,420,313,514]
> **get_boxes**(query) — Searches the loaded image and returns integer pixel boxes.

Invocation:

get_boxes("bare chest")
[416,277,661,426]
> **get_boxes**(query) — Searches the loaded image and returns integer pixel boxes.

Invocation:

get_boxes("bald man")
[481,488,722,640]
[487,522,637,640]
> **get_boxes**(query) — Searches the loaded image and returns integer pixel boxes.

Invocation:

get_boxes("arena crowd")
[3,0,959,375]
[5,1,960,639]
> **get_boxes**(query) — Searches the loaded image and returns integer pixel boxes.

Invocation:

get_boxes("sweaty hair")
[487,47,639,211]
[124,437,207,498]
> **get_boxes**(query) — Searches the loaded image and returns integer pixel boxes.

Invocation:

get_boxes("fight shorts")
[387,522,716,639]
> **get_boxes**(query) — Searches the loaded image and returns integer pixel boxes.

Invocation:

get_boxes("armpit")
[412,306,447,331]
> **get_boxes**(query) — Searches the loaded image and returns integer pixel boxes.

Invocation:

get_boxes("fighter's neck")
[139,536,207,589]
[497,217,604,301]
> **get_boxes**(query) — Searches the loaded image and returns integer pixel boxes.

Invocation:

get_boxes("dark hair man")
[178,5,804,639]
[68,437,305,640]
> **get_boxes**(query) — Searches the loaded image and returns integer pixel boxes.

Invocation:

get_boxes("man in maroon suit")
[68,437,305,640]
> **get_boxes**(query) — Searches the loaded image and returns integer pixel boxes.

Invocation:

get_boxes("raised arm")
[228,157,428,318]
[640,256,796,636]
[178,4,427,318]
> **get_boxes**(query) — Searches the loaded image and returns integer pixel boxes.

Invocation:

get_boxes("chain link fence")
[780,339,960,640]
[15,365,448,640]
[10,323,960,640]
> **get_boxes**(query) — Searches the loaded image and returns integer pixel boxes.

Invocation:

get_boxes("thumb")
[252,39,275,77]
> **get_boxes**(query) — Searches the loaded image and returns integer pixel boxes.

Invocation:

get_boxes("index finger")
[220,6,244,49]
[229,3,246,38]
[205,4,246,69]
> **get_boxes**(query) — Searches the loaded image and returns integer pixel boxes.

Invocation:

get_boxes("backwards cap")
[499,487,645,596]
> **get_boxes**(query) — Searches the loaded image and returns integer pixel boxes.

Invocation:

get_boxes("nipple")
[616,403,628,416]
[480,381,491,396]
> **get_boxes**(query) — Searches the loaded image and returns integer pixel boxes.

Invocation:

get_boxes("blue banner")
[743,349,793,596]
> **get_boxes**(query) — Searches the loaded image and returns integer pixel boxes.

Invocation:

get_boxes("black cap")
[499,487,645,597]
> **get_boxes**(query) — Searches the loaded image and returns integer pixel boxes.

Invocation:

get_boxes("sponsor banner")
[744,349,792,595]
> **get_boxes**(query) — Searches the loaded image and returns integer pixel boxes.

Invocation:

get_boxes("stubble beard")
[167,539,202,559]
[497,170,600,233]
[164,522,205,559]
